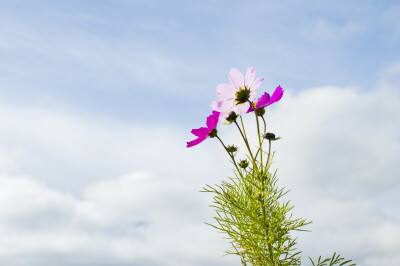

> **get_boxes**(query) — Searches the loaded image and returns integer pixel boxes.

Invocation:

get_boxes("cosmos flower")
[248,85,284,112]
[186,111,220,148]
[211,67,264,121]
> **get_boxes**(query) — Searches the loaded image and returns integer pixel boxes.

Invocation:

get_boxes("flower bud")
[264,133,275,139]
[264,132,281,141]
[225,111,237,122]
[226,145,238,153]
[208,128,217,138]
[239,159,249,169]
[255,107,265,116]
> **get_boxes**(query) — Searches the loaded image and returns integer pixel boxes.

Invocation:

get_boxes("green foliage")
[203,155,310,265]
[309,252,356,266]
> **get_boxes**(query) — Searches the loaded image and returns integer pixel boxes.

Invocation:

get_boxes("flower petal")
[244,67,255,87]
[186,136,207,148]
[191,127,209,137]
[216,83,235,99]
[206,112,218,130]
[212,110,220,125]
[246,106,254,113]
[229,68,244,90]
[268,85,284,106]
[256,92,270,108]
[249,90,257,102]
[250,77,264,91]
[218,111,228,122]
[211,99,235,112]
[235,102,251,116]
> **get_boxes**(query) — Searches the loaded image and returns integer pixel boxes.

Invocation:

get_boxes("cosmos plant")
[187,67,355,266]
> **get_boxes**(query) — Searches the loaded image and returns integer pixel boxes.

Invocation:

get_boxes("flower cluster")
[187,67,284,147]
[186,67,356,265]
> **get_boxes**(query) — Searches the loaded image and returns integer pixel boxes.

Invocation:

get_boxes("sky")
[0,0,399,265]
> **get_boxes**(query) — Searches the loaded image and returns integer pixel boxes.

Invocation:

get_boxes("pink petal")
[216,83,235,99]
[229,68,244,90]
[256,92,270,108]
[268,85,284,106]
[212,110,220,125]
[211,99,235,112]
[218,111,228,122]
[191,127,209,137]
[250,77,264,91]
[206,113,216,130]
[244,67,255,87]
[235,102,250,116]
[186,136,207,148]
[249,90,257,102]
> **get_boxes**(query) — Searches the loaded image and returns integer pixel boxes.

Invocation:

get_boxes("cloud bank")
[0,84,399,265]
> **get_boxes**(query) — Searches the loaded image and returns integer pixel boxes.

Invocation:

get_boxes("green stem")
[254,113,267,160]
[261,115,267,136]
[260,151,275,265]
[215,135,243,178]
[264,139,272,173]
[240,116,248,141]
[261,155,275,265]
[234,120,257,171]
[253,108,263,173]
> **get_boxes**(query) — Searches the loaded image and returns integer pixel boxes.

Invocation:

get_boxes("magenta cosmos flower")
[187,111,220,148]
[211,67,264,121]
[248,85,284,112]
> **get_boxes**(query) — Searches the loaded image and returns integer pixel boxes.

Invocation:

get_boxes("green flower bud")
[265,133,275,139]
[226,145,238,153]
[225,111,237,122]
[208,128,218,138]
[264,132,281,141]
[239,159,249,169]
[255,107,265,116]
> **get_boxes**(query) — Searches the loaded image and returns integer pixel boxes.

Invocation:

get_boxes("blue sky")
[2,0,399,124]
[0,1,399,265]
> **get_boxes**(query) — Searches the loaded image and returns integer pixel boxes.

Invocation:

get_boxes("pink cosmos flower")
[248,85,284,112]
[187,111,220,148]
[211,67,264,121]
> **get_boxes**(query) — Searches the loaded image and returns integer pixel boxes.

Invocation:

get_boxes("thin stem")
[232,243,247,266]
[260,138,274,265]
[253,106,263,172]
[254,113,267,160]
[240,116,248,141]
[261,116,267,137]
[264,139,272,173]
[215,135,243,178]
[234,120,257,170]
[241,256,248,266]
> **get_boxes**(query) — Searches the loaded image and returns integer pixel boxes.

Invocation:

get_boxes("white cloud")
[0,101,228,192]
[0,172,234,266]
[0,101,234,265]
[267,86,400,265]
[0,84,399,265]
